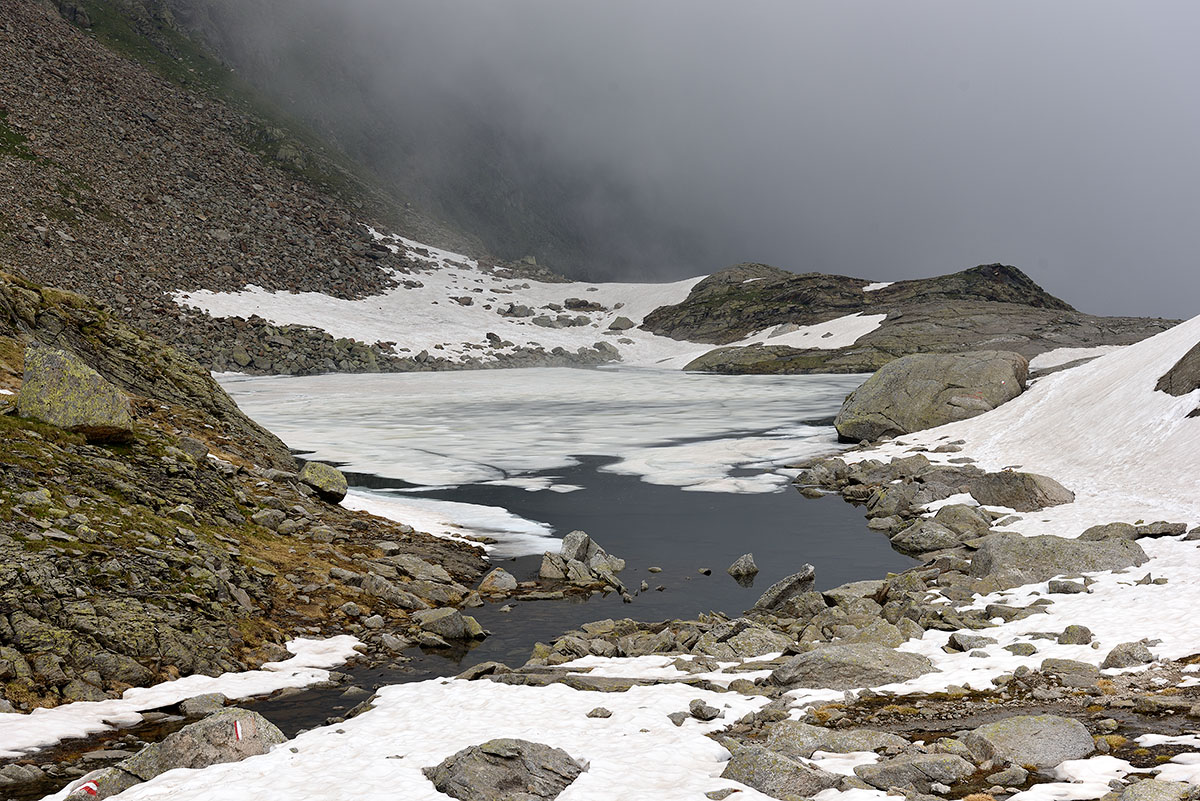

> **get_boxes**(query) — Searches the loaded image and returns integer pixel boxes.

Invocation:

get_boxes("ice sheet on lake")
[219,367,864,494]
[341,488,556,557]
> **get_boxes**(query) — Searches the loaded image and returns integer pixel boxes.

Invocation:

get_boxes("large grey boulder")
[119,708,285,781]
[890,519,968,555]
[17,345,133,443]
[765,720,908,759]
[834,351,1028,442]
[933,504,993,538]
[298,461,348,503]
[969,533,1149,589]
[769,643,935,690]
[1119,780,1192,801]
[750,564,815,613]
[1101,641,1155,669]
[855,753,976,793]
[968,471,1075,512]
[720,743,841,799]
[423,738,586,801]
[964,714,1093,768]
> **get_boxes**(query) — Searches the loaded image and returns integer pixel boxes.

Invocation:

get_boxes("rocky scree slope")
[0,271,498,716]
[646,263,1175,374]
[0,1,511,375]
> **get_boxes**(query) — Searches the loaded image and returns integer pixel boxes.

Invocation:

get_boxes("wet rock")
[964,714,1094,768]
[720,743,841,799]
[479,567,519,593]
[969,533,1148,589]
[769,643,934,690]
[1101,641,1155,669]
[855,753,976,793]
[727,553,759,578]
[833,350,1027,442]
[413,608,468,640]
[423,738,586,801]
[17,345,134,443]
[967,471,1075,512]
[298,461,348,503]
[179,693,227,717]
[750,564,816,613]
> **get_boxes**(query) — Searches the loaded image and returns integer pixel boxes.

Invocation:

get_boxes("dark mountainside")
[645,263,1176,374]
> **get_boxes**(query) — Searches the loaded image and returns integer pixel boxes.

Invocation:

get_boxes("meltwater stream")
[218,367,917,735]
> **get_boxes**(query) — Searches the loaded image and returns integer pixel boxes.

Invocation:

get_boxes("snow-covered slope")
[175,229,884,369]
[851,313,1200,536]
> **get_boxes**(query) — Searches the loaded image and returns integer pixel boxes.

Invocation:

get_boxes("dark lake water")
[252,455,915,736]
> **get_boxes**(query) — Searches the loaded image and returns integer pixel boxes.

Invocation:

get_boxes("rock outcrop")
[833,351,1028,442]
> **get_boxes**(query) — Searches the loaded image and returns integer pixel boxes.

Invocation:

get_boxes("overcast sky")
[191,1,1199,318]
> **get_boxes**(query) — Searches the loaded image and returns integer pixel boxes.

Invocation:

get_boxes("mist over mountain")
[165,1,1200,318]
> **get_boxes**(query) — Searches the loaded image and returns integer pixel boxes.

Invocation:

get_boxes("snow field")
[2,637,359,760]
[177,229,885,370]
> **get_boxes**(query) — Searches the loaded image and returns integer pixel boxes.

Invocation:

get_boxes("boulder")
[63,767,141,799]
[1119,780,1192,801]
[969,533,1148,589]
[890,519,966,555]
[423,738,586,801]
[118,708,285,781]
[17,345,133,443]
[726,553,758,578]
[750,564,815,613]
[720,743,841,799]
[1079,522,1139,542]
[1041,658,1101,688]
[413,608,468,640]
[179,693,227,717]
[833,351,1028,442]
[769,643,935,690]
[932,504,992,538]
[478,568,519,593]
[963,714,1093,768]
[1155,341,1200,397]
[764,720,908,759]
[1101,641,1154,669]
[967,471,1074,512]
[855,753,975,793]
[298,461,348,503]
[607,316,636,331]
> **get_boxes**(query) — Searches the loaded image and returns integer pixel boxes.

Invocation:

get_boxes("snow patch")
[1,637,359,759]
[862,281,893,292]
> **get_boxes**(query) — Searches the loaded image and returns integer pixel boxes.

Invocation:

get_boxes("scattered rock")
[720,743,841,799]
[478,567,519,593]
